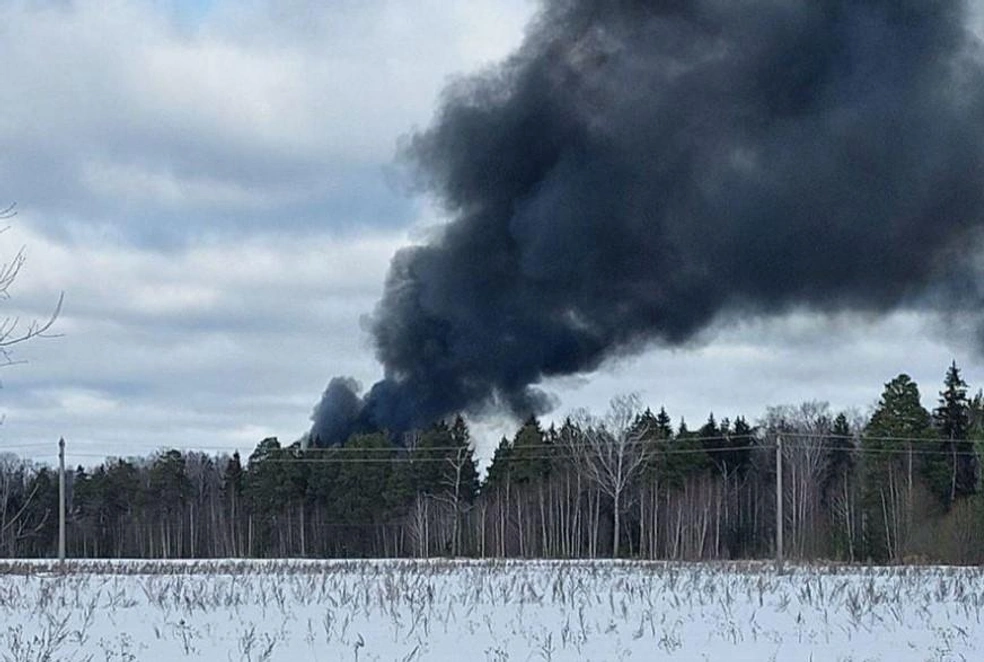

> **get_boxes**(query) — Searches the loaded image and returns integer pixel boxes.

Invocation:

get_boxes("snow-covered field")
[0,559,980,661]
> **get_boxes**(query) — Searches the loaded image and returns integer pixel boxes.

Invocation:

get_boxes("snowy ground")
[0,559,980,661]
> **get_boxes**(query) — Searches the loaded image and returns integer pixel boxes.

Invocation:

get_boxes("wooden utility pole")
[58,437,65,563]
[775,434,783,572]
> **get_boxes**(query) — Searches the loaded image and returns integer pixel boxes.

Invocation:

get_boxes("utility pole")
[775,434,783,572]
[58,437,66,564]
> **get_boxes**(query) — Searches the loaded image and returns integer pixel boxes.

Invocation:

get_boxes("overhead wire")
[3,432,983,466]
[253,431,976,455]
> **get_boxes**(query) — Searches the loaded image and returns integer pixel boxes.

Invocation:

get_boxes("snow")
[0,559,980,661]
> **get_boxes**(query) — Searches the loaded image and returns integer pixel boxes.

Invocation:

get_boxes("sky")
[1,0,982,468]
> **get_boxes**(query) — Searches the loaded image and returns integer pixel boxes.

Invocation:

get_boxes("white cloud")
[543,310,967,430]
[0,0,536,234]
[0,220,401,461]
[81,160,288,210]
[36,388,121,416]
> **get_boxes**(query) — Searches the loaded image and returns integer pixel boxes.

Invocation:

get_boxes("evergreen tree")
[699,413,720,465]
[511,416,551,484]
[410,422,450,496]
[655,407,673,439]
[864,374,933,561]
[409,420,477,503]
[634,408,664,472]
[221,452,245,556]
[701,413,754,479]
[970,390,984,493]
[382,451,414,524]
[22,467,58,556]
[867,376,931,438]
[730,416,755,477]
[448,415,480,505]
[149,450,190,505]
[333,433,394,532]
[634,407,675,481]
[69,466,93,555]
[824,412,855,500]
[222,452,244,507]
[929,361,977,504]
[820,412,860,561]
[243,438,289,556]
[661,418,709,488]
[148,450,191,557]
[482,437,513,492]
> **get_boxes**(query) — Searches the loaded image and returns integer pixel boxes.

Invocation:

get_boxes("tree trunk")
[612,489,621,559]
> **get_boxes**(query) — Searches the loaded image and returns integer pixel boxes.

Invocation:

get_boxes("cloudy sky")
[1,0,981,468]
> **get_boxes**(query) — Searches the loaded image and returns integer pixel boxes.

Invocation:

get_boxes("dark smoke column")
[311,0,984,445]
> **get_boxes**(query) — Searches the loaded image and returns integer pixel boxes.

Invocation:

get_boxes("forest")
[2,362,984,564]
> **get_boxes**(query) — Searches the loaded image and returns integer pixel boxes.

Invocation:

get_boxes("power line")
[257,444,764,465]
[3,431,983,467]
[255,444,984,465]
[258,432,975,456]
[262,434,763,455]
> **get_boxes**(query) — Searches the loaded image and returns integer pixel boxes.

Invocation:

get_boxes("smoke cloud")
[311,0,984,445]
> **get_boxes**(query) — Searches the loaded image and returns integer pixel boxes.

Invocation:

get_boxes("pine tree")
[410,422,453,497]
[701,413,754,479]
[824,413,855,499]
[342,434,393,522]
[929,361,977,505]
[483,437,513,492]
[970,390,984,493]
[243,438,290,556]
[511,417,550,485]
[221,452,245,556]
[864,374,932,561]
[655,407,673,439]
[661,418,709,488]
[730,416,755,477]
[448,415,480,505]
[636,407,674,482]
[699,413,721,469]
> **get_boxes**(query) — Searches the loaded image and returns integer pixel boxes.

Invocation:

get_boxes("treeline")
[2,363,984,563]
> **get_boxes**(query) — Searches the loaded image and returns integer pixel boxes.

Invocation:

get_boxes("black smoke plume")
[311,0,984,445]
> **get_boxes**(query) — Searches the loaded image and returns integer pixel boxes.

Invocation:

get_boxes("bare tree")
[0,204,62,365]
[569,394,652,558]
[438,445,471,556]
[761,402,834,559]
